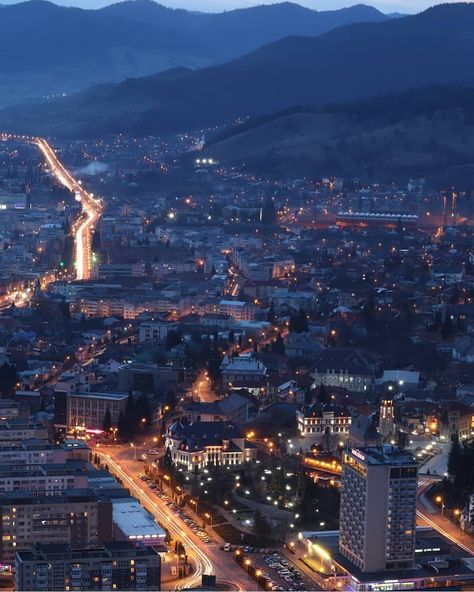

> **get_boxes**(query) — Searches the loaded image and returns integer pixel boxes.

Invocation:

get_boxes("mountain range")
[0,0,388,106]
[2,2,474,138]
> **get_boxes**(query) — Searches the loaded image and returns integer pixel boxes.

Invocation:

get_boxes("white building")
[139,320,178,343]
[165,420,256,472]
[219,300,255,321]
[112,498,166,545]
[297,402,351,438]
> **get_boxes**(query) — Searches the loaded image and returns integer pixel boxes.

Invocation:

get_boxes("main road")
[35,137,102,280]
[98,448,256,591]
[417,476,474,555]
[1,133,102,281]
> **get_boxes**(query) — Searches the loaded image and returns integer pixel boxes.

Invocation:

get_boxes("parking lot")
[230,545,312,591]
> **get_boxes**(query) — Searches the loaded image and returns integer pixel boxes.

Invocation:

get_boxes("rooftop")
[112,499,165,541]
[347,445,417,466]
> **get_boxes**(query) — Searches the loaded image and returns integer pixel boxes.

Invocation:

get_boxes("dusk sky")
[1,0,464,14]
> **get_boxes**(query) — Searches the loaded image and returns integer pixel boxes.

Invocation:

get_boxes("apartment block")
[15,542,161,591]
[0,489,112,565]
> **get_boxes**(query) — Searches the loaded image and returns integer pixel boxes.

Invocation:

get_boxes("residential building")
[220,354,268,389]
[15,542,161,591]
[138,320,178,344]
[0,489,113,564]
[117,362,185,393]
[218,300,255,321]
[0,419,48,443]
[0,463,88,495]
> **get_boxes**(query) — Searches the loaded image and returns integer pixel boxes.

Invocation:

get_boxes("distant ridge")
[2,3,474,137]
[0,0,389,106]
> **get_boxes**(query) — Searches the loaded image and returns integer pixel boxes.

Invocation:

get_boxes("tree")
[315,384,329,405]
[270,467,286,500]
[289,309,309,333]
[362,292,375,328]
[102,409,112,433]
[58,299,70,320]
[163,446,174,471]
[166,330,182,350]
[267,303,276,324]
[271,333,286,354]
[91,230,102,251]
[0,362,18,398]
[136,394,152,428]
[123,396,138,439]
[117,411,128,440]
[441,316,455,340]
[253,510,272,545]
[448,437,462,480]
[261,197,277,225]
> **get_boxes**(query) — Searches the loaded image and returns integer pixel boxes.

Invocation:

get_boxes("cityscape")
[0,1,472,591]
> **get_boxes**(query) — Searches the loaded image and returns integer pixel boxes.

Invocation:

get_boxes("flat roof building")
[67,391,129,432]
[339,446,417,573]
[15,542,161,591]
[0,489,113,565]
[112,499,166,545]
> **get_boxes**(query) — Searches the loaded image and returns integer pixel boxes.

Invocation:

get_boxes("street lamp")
[190,499,199,516]
[435,495,445,516]
[130,442,136,460]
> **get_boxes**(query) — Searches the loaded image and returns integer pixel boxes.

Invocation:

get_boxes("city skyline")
[0,0,473,588]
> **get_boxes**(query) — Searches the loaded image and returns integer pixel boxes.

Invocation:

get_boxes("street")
[417,476,474,555]
[98,446,257,591]
[35,138,103,281]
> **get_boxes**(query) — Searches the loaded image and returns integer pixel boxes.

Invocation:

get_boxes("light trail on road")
[1,133,103,281]
[417,476,474,555]
[98,451,214,590]
[35,138,102,280]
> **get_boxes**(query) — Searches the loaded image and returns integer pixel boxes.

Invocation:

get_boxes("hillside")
[0,0,388,106]
[100,1,388,60]
[1,3,474,137]
[203,87,474,186]
[0,0,210,106]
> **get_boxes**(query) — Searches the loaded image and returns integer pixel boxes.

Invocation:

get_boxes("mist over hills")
[0,0,388,106]
[2,2,474,138]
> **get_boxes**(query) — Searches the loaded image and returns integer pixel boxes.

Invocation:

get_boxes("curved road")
[35,137,102,280]
[1,133,102,281]
[417,476,474,555]
[99,448,255,591]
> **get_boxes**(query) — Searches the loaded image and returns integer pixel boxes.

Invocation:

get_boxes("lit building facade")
[15,542,161,591]
[339,446,417,573]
